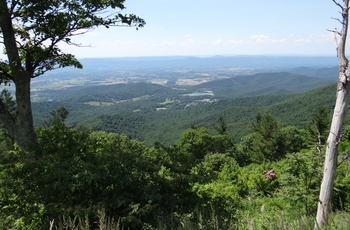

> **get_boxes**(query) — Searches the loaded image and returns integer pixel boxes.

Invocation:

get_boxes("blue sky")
[61,0,340,58]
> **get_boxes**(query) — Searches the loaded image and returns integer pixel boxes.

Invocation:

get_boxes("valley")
[30,55,339,146]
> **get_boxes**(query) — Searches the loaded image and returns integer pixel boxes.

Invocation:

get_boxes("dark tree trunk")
[13,75,37,152]
[0,1,37,152]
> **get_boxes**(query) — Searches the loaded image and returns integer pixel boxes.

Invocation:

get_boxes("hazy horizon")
[59,0,339,58]
[0,1,341,60]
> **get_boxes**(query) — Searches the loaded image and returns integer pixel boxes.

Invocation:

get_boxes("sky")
[13,0,348,58]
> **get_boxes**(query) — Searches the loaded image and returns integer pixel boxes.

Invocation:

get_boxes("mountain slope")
[32,71,338,146]
[195,72,334,97]
[74,84,338,146]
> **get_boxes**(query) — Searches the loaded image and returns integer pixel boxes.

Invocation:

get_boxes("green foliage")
[235,151,321,228]
[192,154,241,214]
[310,105,331,145]
[35,127,156,228]
[276,150,321,216]
[333,152,350,211]
[0,146,46,230]
[3,105,350,229]
[253,113,286,160]
[238,163,280,199]
[281,125,309,153]
[1,122,157,228]
[32,82,337,146]
[0,88,16,115]
[176,127,218,160]
[214,116,229,135]
[234,133,265,166]
[234,114,309,165]
[43,106,69,128]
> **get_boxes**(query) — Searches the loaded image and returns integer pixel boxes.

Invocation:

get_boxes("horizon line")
[77,54,337,59]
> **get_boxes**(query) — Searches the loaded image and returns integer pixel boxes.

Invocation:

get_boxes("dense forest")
[2,80,350,229]
[1,0,348,229]
[32,70,337,146]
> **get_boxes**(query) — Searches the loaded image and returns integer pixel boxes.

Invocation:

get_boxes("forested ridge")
[3,80,350,229]
[32,70,336,146]
[33,82,337,146]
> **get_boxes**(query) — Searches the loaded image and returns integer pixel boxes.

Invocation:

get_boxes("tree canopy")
[0,0,145,151]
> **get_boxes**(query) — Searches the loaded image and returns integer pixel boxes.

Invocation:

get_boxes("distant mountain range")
[76,55,338,69]
[44,55,338,75]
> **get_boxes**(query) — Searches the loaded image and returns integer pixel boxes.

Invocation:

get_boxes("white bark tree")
[315,0,350,228]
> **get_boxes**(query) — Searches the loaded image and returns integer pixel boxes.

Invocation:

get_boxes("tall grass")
[48,210,350,230]
[49,208,121,230]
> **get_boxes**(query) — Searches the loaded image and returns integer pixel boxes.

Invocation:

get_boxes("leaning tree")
[315,0,350,228]
[0,0,145,152]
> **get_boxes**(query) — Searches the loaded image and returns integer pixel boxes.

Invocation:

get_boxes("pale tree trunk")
[315,0,350,228]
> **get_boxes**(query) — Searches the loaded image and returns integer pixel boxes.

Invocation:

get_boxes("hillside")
[33,80,338,146]
[287,66,338,80]
[31,64,340,146]
[195,72,333,97]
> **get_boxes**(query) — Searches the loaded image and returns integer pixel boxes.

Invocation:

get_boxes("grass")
[48,210,350,230]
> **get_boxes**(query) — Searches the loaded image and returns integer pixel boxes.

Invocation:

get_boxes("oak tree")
[0,0,144,152]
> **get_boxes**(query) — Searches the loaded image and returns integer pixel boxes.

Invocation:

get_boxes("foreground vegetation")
[2,105,350,229]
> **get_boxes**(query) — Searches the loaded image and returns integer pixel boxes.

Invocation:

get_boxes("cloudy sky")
[62,0,340,58]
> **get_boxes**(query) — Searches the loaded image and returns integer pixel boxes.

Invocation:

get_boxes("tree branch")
[333,0,344,10]
[337,151,350,167]
[0,1,22,77]
[332,16,346,25]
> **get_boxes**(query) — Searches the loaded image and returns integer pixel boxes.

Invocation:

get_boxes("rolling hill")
[195,72,334,97]
[32,76,338,146]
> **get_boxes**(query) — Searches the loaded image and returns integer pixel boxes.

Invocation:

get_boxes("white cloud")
[227,39,249,45]
[250,34,270,43]
[151,40,177,47]
[212,38,248,46]
[185,34,194,44]
[271,38,287,44]
[293,34,332,45]
[124,41,137,46]
[213,39,223,45]
[294,38,312,44]
[57,31,336,58]
[249,35,287,44]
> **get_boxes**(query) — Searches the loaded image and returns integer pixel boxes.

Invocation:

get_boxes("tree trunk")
[315,1,350,227]
[0,1,37,152]
[315,79,350,227]
[13,75,37,152]
[0,73,38,152]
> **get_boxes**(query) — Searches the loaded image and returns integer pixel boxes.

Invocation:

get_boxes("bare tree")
[315,0,350,228]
